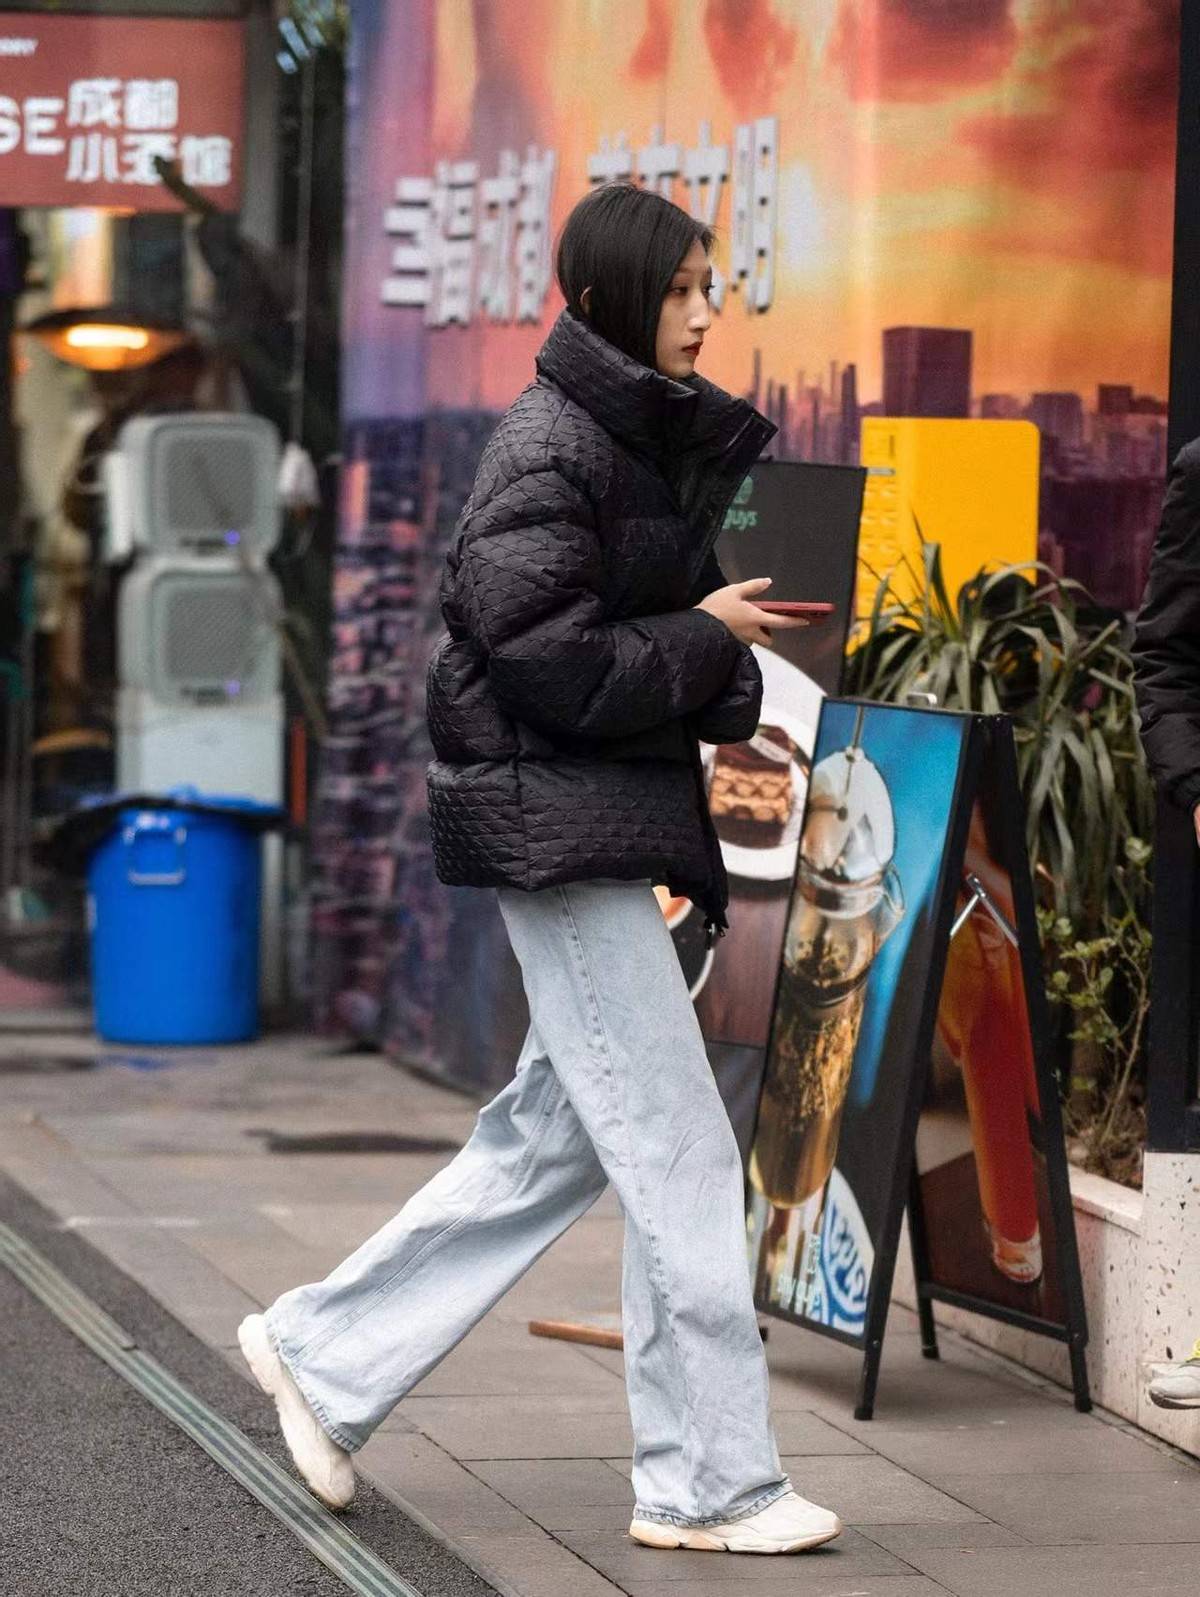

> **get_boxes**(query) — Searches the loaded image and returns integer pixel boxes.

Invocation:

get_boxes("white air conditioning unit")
[118,559,282,707]
[103,413,281,562]
[116,688,284,803]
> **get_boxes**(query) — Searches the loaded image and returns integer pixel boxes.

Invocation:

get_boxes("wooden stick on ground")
[528,1317,624,1351]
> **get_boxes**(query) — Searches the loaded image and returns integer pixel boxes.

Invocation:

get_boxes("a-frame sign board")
[746,703,1090,1420]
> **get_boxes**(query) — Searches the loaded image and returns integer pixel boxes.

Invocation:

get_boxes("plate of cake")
[700,647,820,883]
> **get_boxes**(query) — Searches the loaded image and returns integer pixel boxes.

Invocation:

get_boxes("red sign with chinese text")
[0,13,244,210]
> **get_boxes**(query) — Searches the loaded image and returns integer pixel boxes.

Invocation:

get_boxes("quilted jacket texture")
[1134,438,1200,809]
[426,307,776,934]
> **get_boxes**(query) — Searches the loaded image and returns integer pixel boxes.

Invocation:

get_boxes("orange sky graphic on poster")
[417,0,1176,415]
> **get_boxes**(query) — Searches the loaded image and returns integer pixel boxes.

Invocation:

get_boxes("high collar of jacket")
[535,308,776,485]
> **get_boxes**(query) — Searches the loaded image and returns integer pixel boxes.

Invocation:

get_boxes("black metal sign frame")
[906,718,1090,1417]
[747,708,1090,1420]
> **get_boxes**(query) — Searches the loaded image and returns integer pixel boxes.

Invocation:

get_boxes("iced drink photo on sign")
[935,808,1043,1285]
[750,706,904,1312]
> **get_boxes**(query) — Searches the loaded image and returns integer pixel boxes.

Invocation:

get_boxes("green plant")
[845,544,1154,933]
[1039,839,1152,1187]
[846,544,1154,1185]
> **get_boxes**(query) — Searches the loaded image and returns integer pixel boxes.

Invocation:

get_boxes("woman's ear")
[580,286,593,316]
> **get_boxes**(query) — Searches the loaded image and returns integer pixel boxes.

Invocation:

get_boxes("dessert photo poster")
[913,725,1069,1326]
[689,462,864,1046]
[747,700,970,1343]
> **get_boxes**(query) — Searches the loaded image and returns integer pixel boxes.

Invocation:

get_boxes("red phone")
[754,600,835,621]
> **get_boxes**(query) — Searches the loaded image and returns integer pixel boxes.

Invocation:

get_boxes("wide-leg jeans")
[264,878,788,1527]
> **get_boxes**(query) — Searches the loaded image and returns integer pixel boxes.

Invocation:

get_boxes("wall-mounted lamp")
[21,307,188,372]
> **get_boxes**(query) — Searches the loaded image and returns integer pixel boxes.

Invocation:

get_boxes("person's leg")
[263,1022,608,1451]
[497,879,787,1529]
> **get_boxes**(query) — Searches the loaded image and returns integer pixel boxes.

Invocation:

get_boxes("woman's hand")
[695,578,809,648]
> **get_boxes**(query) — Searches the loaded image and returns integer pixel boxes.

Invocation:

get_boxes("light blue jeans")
[264,878,789,1527]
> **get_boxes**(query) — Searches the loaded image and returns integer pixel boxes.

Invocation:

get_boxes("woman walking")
[239,182,842,1556]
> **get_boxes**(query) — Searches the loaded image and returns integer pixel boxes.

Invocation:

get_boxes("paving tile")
[620,1577,947,1597]
[403,1393,635,1459]
[372,1408,420,1436]
[858,1521,1028,1554]
[533,1400,867,1457]
[357,1432,532,1533]
[780,1456,988,1525]
[471,1457,636,1511]
[560,1524,912,1584]
[860,1414,1179,1478]
[467,1457,645,1531]
[503,1244,623,1318]
[1,1143,140,1223]
[42,1107,261,1157]
[819,1368,1058,1434]
[573,1344,626,1379]
[45,1207,265,1339]
[902,1542,1200,1597]
[452,1531,625,1597]
[931,1468,1200,1544]
[256,1199,427,1255]
[177,1218,335,1304]
[763,1324,1051,1434]
[89,1149,443,1211]
[134,1268,260,1351]
[769,1410,872,1454]
[410,1326,624,1398]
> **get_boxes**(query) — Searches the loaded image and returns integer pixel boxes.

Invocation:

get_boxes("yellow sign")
[858,418,1040,619]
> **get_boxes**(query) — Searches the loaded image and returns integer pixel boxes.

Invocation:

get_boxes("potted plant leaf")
[845,543,1153,1184]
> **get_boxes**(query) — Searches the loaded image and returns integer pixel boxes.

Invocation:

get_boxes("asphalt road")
[0,1174,498,1597]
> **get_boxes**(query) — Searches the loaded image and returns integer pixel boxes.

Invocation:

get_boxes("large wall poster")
[323,0,1178,1088]
[747,700,970,1340]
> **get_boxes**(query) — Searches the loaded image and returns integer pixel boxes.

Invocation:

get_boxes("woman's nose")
[690,297,712,331]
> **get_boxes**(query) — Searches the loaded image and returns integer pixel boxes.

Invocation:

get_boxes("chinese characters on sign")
[0,15,244,210]
[380,118,779,325]
[383,146,558,326]
[2,80,232,189]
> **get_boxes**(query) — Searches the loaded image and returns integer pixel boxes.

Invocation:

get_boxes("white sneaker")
[1148,1340,1200,1410]
[237,1313,355,1508]
[629,1488,842,1553]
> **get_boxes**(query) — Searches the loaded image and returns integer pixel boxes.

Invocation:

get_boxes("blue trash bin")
[86,793,280,1045]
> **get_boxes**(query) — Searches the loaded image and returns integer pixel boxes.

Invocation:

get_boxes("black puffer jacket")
[1134,438,1200,810]
[426,309,775,934]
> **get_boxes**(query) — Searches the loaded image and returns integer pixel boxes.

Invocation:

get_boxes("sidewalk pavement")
[4,1030,1200,1597]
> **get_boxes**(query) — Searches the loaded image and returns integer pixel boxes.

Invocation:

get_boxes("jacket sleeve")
[454,466,743,739]
[685,550,764,744]
[1133,439,1200,812]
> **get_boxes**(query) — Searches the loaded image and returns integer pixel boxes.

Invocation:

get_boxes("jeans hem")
[632,1476,791,1529]
[264,1312,366,1455]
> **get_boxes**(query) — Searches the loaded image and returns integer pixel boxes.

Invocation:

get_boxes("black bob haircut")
[555,183,714,371]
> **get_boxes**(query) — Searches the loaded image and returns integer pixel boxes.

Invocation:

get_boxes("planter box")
[893,1153,1200,1454]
